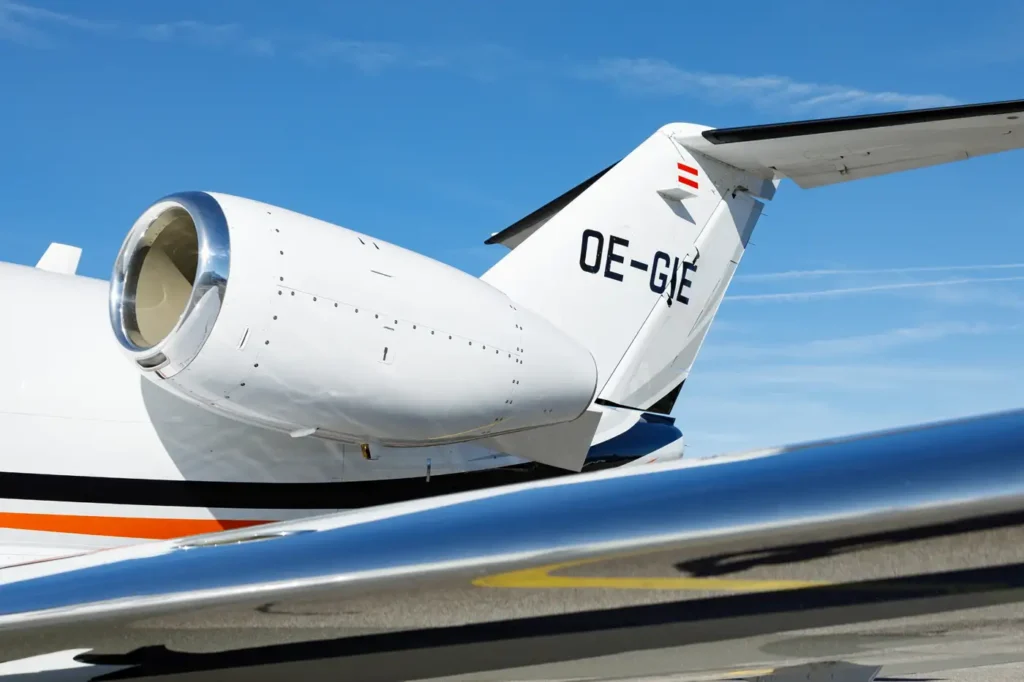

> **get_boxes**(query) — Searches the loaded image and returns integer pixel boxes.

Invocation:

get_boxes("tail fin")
[481,123,776,421]
[482,99,1024,432]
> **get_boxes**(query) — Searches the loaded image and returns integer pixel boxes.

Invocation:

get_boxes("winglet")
[35,243,82,275]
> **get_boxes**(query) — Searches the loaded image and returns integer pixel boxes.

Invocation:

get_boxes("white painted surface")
[675,109,1024,188]
[481,127,769,418]
[0,261,529,482]
[116,193,599,448]
[34,243,82,275]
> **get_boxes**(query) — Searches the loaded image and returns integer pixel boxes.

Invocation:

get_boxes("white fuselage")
[0,262,534,565]
[1,261,532,483]
[0,260,684,567]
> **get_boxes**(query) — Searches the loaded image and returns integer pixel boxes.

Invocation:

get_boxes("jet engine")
[109,191,598,446]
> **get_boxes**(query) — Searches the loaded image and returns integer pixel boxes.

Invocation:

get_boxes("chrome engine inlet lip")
[109,191,230,374]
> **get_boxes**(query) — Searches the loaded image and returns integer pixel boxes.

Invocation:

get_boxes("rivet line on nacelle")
[263,259,535,424]
[275,285,525,358]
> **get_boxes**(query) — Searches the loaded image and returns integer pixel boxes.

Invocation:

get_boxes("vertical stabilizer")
[482,124,777,423]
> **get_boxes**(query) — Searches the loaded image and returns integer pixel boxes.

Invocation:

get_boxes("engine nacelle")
[109,191,598,446]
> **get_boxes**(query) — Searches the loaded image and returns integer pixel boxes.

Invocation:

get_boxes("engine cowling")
[109,191,598,447]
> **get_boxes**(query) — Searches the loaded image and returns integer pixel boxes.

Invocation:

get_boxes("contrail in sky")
[737,264,1024,281]
[727,276,1024,302]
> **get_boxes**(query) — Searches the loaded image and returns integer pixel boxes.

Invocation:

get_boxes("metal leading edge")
[109,191,231,375]
[1,409,1024,678]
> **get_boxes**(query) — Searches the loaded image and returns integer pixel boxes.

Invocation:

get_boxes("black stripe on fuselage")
[0,460,631,510]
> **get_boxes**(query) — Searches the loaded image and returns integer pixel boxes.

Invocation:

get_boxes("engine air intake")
[109,192,230,375]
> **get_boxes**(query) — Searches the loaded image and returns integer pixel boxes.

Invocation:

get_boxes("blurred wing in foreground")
[1,409,1024,680]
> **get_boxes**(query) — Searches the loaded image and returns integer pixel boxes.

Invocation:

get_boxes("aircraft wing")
[676,98,1024,188]
[1,408,1023,678]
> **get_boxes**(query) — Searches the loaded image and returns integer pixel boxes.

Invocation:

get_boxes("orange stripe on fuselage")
[0,512,272,539]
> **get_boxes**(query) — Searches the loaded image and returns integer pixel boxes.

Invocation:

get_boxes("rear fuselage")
[0,262,683,565]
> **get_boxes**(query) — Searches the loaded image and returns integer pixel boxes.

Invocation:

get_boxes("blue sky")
[2,1,1023,458]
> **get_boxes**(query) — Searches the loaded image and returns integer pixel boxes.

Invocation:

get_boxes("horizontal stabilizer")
[481,409,602,472]
[35,243,82,275]
[676,99,1024,188]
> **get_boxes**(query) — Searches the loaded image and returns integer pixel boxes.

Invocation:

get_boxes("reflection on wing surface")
[0,409,1022,679]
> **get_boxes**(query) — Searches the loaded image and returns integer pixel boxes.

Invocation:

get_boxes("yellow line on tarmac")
[473,557,829,592]
[718,669,775,680]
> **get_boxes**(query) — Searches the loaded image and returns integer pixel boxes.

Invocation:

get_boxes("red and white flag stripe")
[677,162,699,189]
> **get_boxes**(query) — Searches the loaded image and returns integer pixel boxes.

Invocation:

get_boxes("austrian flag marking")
[677,162,699,190]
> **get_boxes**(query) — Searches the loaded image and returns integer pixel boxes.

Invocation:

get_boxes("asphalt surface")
[4,514,1024,681]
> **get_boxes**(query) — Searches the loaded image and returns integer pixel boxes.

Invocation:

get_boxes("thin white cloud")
[300,41,532,83]
[701,362,1006,390]
[138,20,274,55]
[706,322,1020,360]
[0,1,273,54]
[2,4,963,118]
[922,281,1024,311]
[737,263,1024,282]
[727,275,1024,302]
[575,57,959,113]
[1,3,474,69]
[302,39,405,73]
[0,0,111,45]
[0,0,110,31]
[1,3,520,81]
